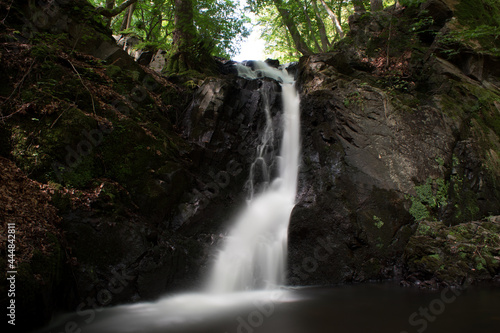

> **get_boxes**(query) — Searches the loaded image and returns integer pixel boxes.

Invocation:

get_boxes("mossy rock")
[404,219,500,286]
[10,107,101,184]
[455,0,500,28]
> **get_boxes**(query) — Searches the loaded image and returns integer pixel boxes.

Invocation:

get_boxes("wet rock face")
[287,44,500,285]
[282,1,500,287]
[49,72,288,306]
[288,52,442,285]
[150,73,288,285]
[174,76,285,233]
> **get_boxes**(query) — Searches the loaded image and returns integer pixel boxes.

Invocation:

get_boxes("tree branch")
[319,0,344,39]
[96,0,139,18]
[273,0,313,56]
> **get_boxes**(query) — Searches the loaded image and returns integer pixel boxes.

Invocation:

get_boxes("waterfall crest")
[207,62,301,293]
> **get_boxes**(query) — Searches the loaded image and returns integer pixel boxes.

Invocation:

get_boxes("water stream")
[207,62,300,293]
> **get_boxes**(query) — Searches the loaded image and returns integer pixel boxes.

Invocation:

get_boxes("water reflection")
[39,284,500,333]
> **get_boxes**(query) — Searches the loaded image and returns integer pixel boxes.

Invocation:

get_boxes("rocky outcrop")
[173,75,285,239]
[0,0,206,328]
[404,218,500,287]
[287,2,500,286]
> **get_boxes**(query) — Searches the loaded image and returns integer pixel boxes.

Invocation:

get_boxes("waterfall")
[207,62,301,293]
[39,62,300,332]
[245,80,275,201]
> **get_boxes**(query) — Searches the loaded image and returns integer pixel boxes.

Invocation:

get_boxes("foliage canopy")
[89,0,250,58]
[89,0,500,63]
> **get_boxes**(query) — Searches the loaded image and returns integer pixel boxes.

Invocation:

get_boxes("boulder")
[403,219,500,287]
[149,49,167,72]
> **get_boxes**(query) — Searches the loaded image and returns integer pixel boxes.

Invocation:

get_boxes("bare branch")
[96,0,139,18]
[319,0,344,39]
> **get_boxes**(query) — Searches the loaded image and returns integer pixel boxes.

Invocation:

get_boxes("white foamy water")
[207,62,301,293]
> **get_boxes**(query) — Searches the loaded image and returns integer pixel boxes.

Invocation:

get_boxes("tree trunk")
[120,9,128,31]
[168,0,214,73]
[167,0,196,72]
[119,4,136,31]
[283,26,296,59]
[172,0,195,48]
[318,0,344,39]
[371,0,383,11]
[311,0,330,50]
[273,0,313,56]
[302,2,322,52]
[104,0,115,27]
[126,3,136,30]
[336,0,345,26]
[96,0,138,18]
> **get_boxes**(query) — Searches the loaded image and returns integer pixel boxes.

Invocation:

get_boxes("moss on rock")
[404,218,500,286]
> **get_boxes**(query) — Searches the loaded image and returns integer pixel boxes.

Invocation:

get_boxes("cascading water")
[40,62,301,333]
[207,62,301,293]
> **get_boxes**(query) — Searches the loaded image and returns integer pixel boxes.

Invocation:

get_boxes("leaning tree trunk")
[120,4,136,31]
[273,0,313,56]
[283,26,298,59]
[126,3,136,29]
[311,0,330,50]
[318,0,344,39]
[302,2,322,52]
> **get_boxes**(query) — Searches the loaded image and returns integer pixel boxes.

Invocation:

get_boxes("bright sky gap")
[233,0,266,62]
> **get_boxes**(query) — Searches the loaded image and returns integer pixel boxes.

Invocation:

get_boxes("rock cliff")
[0,0,499,331]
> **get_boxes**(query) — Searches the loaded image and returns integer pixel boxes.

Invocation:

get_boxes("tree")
[250,0,358,61]
[256,5,302,62]
[318,0,344,39]
[89,0,249,62]
[311,0,330,51]
[119,1,137,31]
[167,0,201,72]
[273,0,313,56]
[301,1,323,52]
[194,0,250,57]
[95,0,138,18]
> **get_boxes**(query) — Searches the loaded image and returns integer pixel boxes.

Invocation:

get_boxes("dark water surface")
[41,284,500,333]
